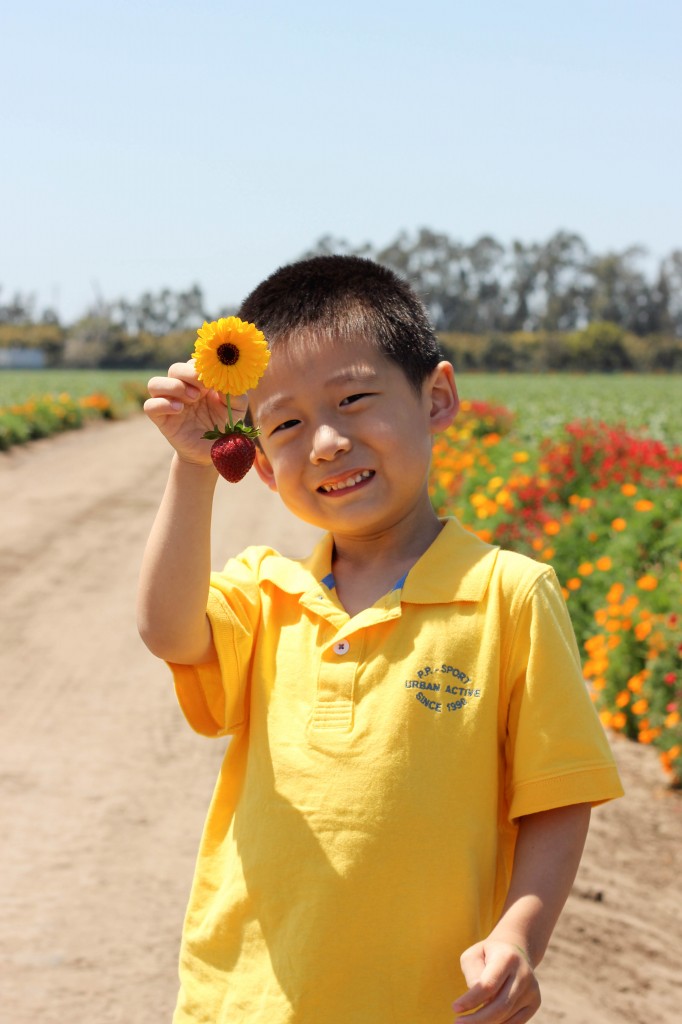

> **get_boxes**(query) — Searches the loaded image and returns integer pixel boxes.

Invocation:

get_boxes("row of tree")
[1,230,680,371]
[303,230,682,336]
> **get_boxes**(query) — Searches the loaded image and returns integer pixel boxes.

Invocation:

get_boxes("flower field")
[0,369,152,450]
[430,374,682,786]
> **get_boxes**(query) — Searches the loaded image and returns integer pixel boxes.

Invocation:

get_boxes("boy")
[138,256,623,1023]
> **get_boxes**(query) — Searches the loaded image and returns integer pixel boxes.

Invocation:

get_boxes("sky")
[2,0,681,323]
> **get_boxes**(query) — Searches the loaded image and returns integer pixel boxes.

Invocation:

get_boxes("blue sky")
[2,0,680,322]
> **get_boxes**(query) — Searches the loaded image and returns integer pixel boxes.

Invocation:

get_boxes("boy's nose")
[309,423,351,463]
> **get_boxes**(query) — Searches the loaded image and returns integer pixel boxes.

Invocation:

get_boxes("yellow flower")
[192,317,270,394]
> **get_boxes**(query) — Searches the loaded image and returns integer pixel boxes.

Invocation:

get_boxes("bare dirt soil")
[1,417,680,1024]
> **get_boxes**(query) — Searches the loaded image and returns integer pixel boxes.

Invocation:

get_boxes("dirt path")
[1,417,680,1023]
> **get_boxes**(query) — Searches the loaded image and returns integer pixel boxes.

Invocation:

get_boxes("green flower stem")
[226,393,234,430]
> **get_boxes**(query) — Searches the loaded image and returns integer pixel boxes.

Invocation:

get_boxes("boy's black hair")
[237,255,443,392]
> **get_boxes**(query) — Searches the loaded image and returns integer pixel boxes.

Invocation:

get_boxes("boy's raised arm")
[137,361,233,665]
[452,802,591,1023]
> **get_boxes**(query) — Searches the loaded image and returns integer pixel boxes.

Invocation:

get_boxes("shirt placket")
[299,588,403,735]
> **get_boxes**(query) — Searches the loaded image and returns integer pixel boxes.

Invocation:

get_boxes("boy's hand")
[452,939,540,1023]
[144,361,247,467]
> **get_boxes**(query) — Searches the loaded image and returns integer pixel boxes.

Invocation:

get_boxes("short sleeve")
[168,551,265,737]
[504,567,624,820]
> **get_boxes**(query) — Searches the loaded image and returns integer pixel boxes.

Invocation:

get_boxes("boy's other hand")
[452,939,540,1023]
[144,361,247,468]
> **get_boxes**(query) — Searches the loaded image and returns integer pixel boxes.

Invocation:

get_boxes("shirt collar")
[401,518,499,604]
[257,518,498,605]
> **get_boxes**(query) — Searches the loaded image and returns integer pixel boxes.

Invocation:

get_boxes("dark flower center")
[217,342,240,366]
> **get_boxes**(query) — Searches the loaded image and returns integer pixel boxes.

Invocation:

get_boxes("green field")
[455,373,681,444]
[1,369,680,447]
[0,368,158,406]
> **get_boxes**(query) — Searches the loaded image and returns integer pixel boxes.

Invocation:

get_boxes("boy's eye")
[271,418,300,435]
[340,393,373,406]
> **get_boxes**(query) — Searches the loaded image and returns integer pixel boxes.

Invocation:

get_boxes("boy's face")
[249,333,458,541]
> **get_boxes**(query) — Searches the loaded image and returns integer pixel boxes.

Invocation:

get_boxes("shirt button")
[333,640,350,656]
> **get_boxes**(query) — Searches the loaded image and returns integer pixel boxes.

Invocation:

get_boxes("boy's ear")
[254,446,278,491]
[426,360,459,433]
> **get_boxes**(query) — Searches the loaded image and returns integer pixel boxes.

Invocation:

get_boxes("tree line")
[1,229,681,371]
[303,229,682,337]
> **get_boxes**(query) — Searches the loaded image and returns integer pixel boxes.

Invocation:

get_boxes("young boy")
[138,256,623,1024]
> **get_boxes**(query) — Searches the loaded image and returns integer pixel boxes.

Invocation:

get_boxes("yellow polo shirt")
[170,518,623,1024]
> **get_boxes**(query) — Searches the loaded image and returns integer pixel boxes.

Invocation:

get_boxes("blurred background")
[1,0,681,369]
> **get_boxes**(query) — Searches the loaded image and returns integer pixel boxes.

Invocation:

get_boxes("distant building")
[0,347,47,369]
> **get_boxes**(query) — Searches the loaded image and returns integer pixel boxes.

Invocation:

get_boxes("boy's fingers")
[147,376,201,403]
[453,946,539,1023]
[143,397,185,419]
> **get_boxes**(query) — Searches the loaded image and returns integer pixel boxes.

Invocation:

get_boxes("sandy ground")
[1,416,680,1024]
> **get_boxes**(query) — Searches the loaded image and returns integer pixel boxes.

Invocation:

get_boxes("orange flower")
[665,711,681,728]
[596,556,612,572]
[616,691,630,708]
[634,620,652,641]
[637,574,658,591]
[631,699,649,715]
[634,499,654,512]
[611,711,627,730]
[621,483,637,496]
[512,451,529,463]
[567,578,582,591]
[611,517,627,532]
[543,520,561,536]
[578,562,594,576]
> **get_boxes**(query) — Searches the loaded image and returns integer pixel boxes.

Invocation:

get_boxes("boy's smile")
[317,469,375,495]
[249,333,458,549]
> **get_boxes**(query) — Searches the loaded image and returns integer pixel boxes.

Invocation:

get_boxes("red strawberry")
[202,422,260,483]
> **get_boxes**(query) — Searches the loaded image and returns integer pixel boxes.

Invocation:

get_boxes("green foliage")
[0,370,153,450]
[439,324,682,374]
